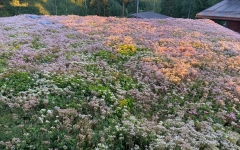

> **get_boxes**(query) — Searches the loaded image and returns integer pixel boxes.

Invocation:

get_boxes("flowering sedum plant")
[117,44,136,55]
[0,14,240,149]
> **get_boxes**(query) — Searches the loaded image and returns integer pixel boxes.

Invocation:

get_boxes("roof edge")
[196,13,240,22]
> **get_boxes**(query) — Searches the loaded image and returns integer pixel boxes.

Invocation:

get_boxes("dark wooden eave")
[196,0,240,21]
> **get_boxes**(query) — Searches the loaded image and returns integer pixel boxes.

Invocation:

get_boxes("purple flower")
[188,111,198,115]
[204,111,209,114]
[225,112,236,122]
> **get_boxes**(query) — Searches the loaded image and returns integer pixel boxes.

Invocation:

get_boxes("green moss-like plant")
[0,71,35,96]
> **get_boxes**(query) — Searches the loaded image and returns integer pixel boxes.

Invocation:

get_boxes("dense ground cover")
[0,14,240,149]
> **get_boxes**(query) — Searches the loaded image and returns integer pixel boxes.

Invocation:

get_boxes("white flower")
[38,117,44,123]
[47,110,53,115]
[63,145,68,150]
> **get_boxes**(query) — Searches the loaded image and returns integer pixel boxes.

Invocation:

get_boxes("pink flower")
[167,103,173,108]
[225,112,237,122]
[204,111,209,114]
[188,110,198,115]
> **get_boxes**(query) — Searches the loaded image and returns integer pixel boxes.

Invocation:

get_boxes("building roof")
[196,0,240,21]
[130,11,171,19]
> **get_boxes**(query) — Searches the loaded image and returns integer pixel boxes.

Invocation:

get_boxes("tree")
[160,0,179,17]
[120,0,133,17]
[102,0,108,16]
[160,0,221,19]
[0,0,222,18]
[90,0,108,16]
[107,0,121,16]
[140,0,162,13]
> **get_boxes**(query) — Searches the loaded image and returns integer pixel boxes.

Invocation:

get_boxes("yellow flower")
[118,98,133,110]
[117,44,136,55]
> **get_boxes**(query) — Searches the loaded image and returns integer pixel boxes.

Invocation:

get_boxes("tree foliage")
[0,0,221,18]
[160,0,221,18]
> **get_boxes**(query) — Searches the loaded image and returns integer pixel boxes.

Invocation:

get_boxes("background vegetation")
[0,0,221,18]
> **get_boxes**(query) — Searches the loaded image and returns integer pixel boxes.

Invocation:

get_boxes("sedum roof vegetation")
[0,14,240,149]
